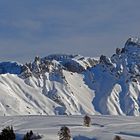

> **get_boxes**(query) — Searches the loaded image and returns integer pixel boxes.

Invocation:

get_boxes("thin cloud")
[0,0,140,62]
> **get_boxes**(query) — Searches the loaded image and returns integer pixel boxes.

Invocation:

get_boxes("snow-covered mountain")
[1,38,140,116]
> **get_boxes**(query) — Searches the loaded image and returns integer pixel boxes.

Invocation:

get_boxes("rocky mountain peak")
[125,37,140,47]
[1,39,140,116]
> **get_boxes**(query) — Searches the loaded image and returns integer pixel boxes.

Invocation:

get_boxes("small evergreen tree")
[114,135,123,140]
[23,131,31,140]
[83,115,91,127]
[0,126,16,140]
[58,126,71,140]
[23,130,41,140]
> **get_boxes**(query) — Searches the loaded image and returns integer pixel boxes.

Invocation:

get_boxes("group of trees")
[0,126,41,140]
[0,126,15,140]
[23,130,41,140]
[58,115,124,140]
[58,115,91,140]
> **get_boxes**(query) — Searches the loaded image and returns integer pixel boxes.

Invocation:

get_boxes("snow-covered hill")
[1,38,140,116]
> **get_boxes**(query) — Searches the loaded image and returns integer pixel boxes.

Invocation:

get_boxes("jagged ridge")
[0,38,140,116]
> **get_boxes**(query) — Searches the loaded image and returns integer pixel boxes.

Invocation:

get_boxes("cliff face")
[88,37,140,116]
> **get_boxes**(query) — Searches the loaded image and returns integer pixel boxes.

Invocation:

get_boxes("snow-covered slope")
[1,38,140,116]
[0,55,97,116]
[1,115,140,140]
[88,38,140,116]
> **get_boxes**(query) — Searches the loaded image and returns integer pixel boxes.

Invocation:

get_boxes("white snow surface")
[0,115,140,140]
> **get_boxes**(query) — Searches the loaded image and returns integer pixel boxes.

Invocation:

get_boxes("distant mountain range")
[0,38,140,116]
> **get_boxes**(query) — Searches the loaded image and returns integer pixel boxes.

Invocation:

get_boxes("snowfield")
[0,115,140,140]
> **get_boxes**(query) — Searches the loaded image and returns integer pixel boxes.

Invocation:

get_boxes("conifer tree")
[114,135,123,140]
[83,115,91,127]
[58,126,71,140]
[0,126,15,140]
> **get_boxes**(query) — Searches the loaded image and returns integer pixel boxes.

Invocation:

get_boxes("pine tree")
[23,130,41,140]
[23,130,33,140]
[83,115,91,127]
[58,126,71,140]
[114,135,123,140]
[0,126,16,140]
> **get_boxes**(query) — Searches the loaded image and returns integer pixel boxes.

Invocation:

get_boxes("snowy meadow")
[0,115,140,140]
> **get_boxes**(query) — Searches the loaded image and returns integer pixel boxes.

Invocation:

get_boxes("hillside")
[0,38,140,116]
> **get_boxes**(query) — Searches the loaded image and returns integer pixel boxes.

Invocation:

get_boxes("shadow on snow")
[73,135,96,140]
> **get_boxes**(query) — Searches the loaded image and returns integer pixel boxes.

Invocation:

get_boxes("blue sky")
[0,0,140,63]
